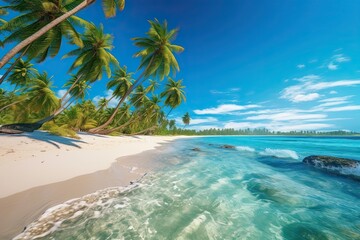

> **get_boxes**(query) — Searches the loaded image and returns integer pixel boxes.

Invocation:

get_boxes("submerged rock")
[220,144,236,150]
[303,155,360,179]
[191,148,201,152]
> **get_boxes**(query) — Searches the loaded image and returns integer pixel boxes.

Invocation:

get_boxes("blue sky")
[1,0,360,131]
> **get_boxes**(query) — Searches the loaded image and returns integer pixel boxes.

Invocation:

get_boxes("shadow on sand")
[7,131,86,149]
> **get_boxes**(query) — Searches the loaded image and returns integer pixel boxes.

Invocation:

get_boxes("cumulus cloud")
[57,89,67,99]
[93,90,118,108]
[329,90,337,94]
[327,62,338,70]
[194,104,260,115]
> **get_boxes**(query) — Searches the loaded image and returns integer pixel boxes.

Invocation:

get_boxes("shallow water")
[16,136,360,239]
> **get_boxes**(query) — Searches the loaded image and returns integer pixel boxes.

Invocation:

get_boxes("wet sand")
[0,131,186,239]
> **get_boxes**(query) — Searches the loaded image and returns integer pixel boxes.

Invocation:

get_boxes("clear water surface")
[16,136,360,240]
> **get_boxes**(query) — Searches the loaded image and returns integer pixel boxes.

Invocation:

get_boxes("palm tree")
[0,0,125,69]
[130,85,149,108]
[64,75,91,100]
[90,19,184,133]
[1,0,89,61]
[160,77,186,117]
[6,58,38,88]
[26,71,60,117]
[145,79,159,94]
[182,112,190,129]
[63,23,119,83]
[107,65,133,99]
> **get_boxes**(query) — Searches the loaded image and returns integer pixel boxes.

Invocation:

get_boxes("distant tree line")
[157,127,359,136]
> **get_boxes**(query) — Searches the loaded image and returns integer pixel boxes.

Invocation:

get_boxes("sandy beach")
[0,131,185,239]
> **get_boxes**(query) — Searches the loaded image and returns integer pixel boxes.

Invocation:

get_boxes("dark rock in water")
[282,223,329,240]
[191,148,201,152]
[303,155,359,168]
[303,155,360,180]
[220,144,236,150]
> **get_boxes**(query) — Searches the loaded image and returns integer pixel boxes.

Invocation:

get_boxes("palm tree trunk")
[96,114,141,135]
[0,45,30,84]
[89,56,155,133]
[0,98,28,112]
[0,79,86,133]
[0,0,95,71]
[128,125,158,136]
[89,71,145,133]
[166,107,174,118]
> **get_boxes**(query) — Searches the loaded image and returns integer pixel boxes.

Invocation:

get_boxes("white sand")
[0,131,185,198]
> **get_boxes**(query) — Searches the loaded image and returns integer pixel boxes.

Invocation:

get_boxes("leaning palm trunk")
[89,57,154,133]
[0,77,85,134]
[0,0,94,71]
[128,125,158,136]
[0,97,28,112]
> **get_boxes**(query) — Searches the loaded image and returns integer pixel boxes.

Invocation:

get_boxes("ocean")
[15,136,360,239]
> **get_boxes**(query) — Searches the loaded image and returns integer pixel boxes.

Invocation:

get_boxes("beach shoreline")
[0,131,188,239]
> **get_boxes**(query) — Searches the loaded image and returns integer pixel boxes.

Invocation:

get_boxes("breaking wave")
[259,148,299,160]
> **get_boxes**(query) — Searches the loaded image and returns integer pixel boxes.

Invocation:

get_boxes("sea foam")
[259,148,299,160]
[236,146,256,152]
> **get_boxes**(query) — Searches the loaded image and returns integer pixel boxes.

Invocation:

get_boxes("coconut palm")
[107,65,133,99]
[145,80,159,94]
[0,0,89,64]
[26,71,60,116]
[160,77,186,116]
[133,19,184,81]
[0,0,125,69]
[129,85,149,109]
[182,112,190,128]
[90,19,184,133]
[63,75,91,100]
[6,58,38,88]
[63,23,119,83]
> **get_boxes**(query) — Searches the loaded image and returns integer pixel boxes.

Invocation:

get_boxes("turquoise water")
[16,136,360,239]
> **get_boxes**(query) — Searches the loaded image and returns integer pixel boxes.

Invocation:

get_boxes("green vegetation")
[159,127,360,136]
[0,1,188,138]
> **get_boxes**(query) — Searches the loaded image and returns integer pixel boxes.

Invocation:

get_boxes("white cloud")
[93,90,118,108]
[297,64,305,69]
[294,74,320,82]
[329,90,337,94]
[194,104,260,115]
[224,121,333,132]
[328,62,338,70]
[333,54,350,63]
[315,101,348,108]
[281,76,360,103]
[246,112,327,121]
[319,96,353,103]
[187,125,221,130]
[309,80,360,90]
[57,89,67,99]
[324,105,360,112]
[292,93,321,102]
[210,88,240,95]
